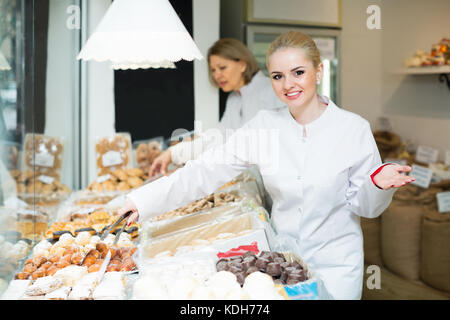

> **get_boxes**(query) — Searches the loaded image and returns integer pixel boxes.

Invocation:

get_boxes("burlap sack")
[381,184,442,281]
[381,200,424,280]
[360,217,383,266]
[373,131,401,160]
[421,210,450,293]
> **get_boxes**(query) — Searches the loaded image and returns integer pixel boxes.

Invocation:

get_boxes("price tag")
[385,158,407,166]
[77,207,96,215]
[96,174,112,183]
[437,191,450,213]
[33,152,55,167]
[445,151,450,167]
[410,164,433,189]
[415,146,439,164]
[17,209,38,216]
[102,151,123,167]
[38,175,54,185]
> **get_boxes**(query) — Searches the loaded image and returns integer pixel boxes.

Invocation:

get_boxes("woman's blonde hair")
[266,31,322,69]
[207,38,260,88]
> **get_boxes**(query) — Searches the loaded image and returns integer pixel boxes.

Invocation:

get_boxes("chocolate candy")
[274,257,286,264]
[280,271,288,283]
[280,262,290,271]
[243,251,256,259]
[286,271,307,285]
[229,264,243,274]
[216,260,229,272]
[255,257,270,270]
[230,255,243,263]
[266,262,282,277]
[291,261,303,270]
[242,258,256,270]
[235,272,246,286]
[246,266,259,276]
[274,279,284,285]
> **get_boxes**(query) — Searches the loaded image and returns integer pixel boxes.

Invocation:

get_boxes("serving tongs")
[79,211,132,266]
[96,211,133,283]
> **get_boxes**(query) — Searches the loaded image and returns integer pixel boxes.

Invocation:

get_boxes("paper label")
[33,152,55,167]
[17,209,38,216]
[385,158,407,166]
[96,174,112,183]
[38,175,54,185]
[101,151,123,167]
[410,164,433,189]
[415,146,439,164]
[77,207,97,215]
[437,191,450,213]
[445,151,450,167]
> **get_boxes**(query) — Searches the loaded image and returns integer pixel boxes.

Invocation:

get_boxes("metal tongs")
[96,211,133,283]
[79,211,132,266]
[100,210,132,242]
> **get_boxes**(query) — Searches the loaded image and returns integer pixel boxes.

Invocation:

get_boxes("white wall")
[82,0,115,186]
[381,0,450,159]
[193,0,220,131]
[45,0,80,188]
[341,0,450,161]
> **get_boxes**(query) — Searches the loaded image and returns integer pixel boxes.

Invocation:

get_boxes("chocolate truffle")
[216,260,229,272]
[246,266,259,276]
[243,251,256,259]
[255,257,270,270]
[242,257,256,270]
[235,272,246,286]
[229,264,243,274]
[274,257,286,264]
[266,262,282,277]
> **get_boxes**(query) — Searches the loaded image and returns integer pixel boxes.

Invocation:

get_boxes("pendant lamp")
[77,0,203,70]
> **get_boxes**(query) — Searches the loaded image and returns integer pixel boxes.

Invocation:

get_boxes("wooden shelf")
[396,65,450,75]
[395,66,450,89]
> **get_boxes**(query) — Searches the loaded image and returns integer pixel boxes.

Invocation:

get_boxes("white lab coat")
[170,71,284,165]
[128,96,396,300]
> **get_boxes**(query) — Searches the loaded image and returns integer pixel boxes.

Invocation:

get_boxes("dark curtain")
[22,0,48,135]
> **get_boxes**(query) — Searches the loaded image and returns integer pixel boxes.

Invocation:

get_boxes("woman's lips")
[219,81,227,87]
[285,91,302,100]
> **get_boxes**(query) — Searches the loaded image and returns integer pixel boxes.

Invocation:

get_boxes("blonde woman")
[149,38,283,176]
[120,31,414,299]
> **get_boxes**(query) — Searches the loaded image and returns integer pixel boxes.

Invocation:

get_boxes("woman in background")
[149,38,283,176]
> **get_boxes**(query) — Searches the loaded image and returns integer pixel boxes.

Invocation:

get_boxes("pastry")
[53,265,88,287]
[45,286,71,300]
[68,285,92,300]
[25,276,64,296]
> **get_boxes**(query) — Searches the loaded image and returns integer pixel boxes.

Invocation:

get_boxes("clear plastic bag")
[140,210,272,260]
[95,133,132,177]
[21,134,65,181]
[132,136,165,172]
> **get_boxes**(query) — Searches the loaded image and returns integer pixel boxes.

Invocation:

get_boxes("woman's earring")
[316,79,321,85]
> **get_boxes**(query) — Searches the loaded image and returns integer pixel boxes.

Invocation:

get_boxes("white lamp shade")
[0,51,11,71]
[77,0,203,70]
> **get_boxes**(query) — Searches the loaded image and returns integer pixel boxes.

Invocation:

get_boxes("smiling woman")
[119,31,416,300]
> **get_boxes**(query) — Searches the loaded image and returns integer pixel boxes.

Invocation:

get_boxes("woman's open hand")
[149,149,172,177]
[373,164,415,190]
[118,198,139,226]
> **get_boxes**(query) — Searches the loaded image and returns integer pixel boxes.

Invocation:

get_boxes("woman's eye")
[220,66,226,70]
[295,70,304,76]
[272,74,282,80]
